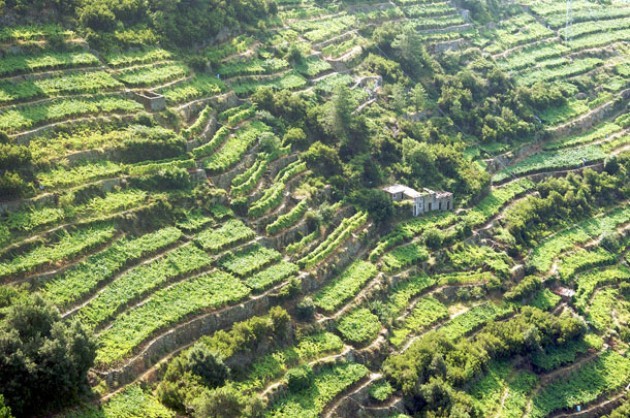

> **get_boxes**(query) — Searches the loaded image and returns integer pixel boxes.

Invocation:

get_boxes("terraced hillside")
[0,0,628,417]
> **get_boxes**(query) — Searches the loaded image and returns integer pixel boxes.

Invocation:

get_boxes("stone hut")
[383,184,453,217]
[133,90,166,112]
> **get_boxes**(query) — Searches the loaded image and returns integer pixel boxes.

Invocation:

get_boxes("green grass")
[386,274,436,317]
[391,296,449,347]
[299,212,368,269]
[313,260,377,312]
[531,351,630,417]
[0,51,99,77]
[235,332,344,393]
[0,96,143,134]
[556,247,616,281]
[382,243,429,272]
[0,224,116,280]
[265,362,368,417]
[493,145,607,182]
[105,48,172,68]
[469,361,538,418]
[96,270,249,366]
[438,302,514,341]
[117,63,189,87]
[161,74,225,104]
[219,245,282,277]
[76,244,212,329]
[203,121,270,173]
[194,219,255,253]
[337,308,381,344]
[460,178,534,226]
[266,200,308,235]
[41,227,182,307]
[66,384,174,418]
[245,261,299,292]
[0,71,123,104]
[574,265,630,310]
[528,206,630,272]
[588,288,621,332]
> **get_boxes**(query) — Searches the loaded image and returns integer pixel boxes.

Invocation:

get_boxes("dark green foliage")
[146,0,278,47]
[79,2,117,32]
[0,144,31,171]
[296,297,316,321]
[0,171,31,199]
[350,189,393,224]
[0,140,33,199]
[504,169,628,247]
[286,365,314,393]
[303,142,343,177]
[187,345,229,389]
[504,276,542,302]
[424,227,444,250]
[158,307,291,411]
[0,395,12,418]
[383,307,585,415]
[190,385,265,418]
[282,127,308,150]
[0,294,96,416]
[130,166,192,191]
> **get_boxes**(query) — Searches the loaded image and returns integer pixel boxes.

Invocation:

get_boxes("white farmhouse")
[383,184,453,217]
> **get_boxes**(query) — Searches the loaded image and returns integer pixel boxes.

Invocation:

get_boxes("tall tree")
[0,294,96,416]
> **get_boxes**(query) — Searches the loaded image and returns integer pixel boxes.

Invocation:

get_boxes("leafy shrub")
[287,365,315,393]
[0,295,96,416]
[369,380,395,402]
[337,308,381,344]
[188,345,229,389]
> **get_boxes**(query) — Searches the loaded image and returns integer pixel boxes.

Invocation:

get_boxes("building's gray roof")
[384,185,451,199]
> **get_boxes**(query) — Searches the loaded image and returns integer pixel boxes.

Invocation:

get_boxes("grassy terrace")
[0,224,117,280]
[76,244,212,329]
[313,260,377,312]
[41,227,183,307]
[0,95,143,134]
[1,2,629,417]
[265,362,368,417]
[95,270,250,366]
[528,206,630,272]
[531,351,630,417]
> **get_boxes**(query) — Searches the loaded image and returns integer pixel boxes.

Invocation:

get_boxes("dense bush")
[286,365,315,393]
[0,294,96,416]
[504,169,628,247]
[383,307,585,415]
[115,125,186,163]
[146,0,278,47]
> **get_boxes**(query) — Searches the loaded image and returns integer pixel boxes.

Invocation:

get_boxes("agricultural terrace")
[0,0,628,417]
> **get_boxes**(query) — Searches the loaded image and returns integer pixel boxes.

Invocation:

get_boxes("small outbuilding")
[383,184,453,217]
[133,90,166,112]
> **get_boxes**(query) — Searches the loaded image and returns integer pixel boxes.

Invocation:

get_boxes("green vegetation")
[76,244,212,329]
[0,1,628,416]
[0,224,116,280]
[219,245,282,277]
[266,362,368,417]
[42,227,182,307]
[313,261,377,312]
[391,296,449,347]
[531,351,630,417]
[96,271,249,366]
[245,261,299,292]
[337,308,381,344]
[194,219,255,252]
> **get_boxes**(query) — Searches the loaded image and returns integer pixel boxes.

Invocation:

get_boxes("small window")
[428,203,432,211]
